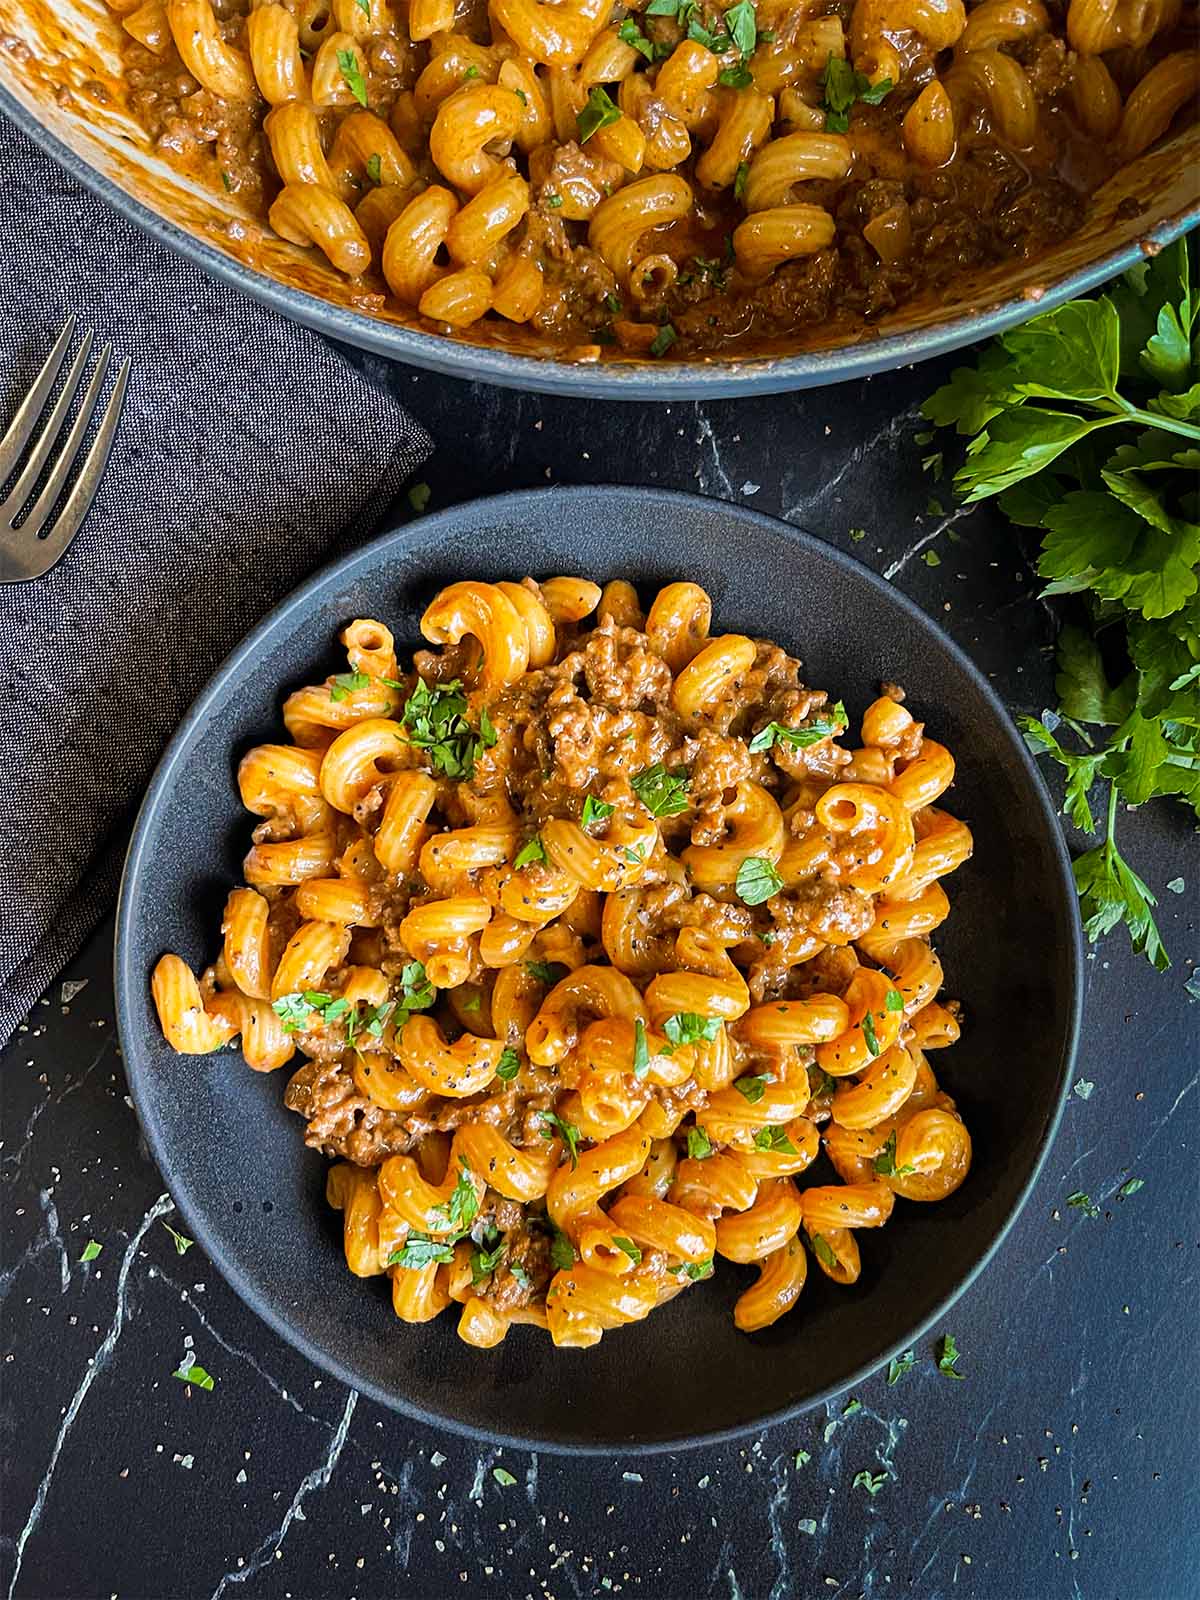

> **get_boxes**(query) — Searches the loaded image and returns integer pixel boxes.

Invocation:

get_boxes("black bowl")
[115,486,1081,1452]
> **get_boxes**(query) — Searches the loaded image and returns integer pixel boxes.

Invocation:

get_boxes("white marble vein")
[882,502,976,582]
[6,1193,174,1600]
[781,406,921,521]
[208,1387,358,1599]
[694,407,735,498]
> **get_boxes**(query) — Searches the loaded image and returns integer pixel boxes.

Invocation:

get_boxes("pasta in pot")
[152,576,976,1349]
[116,0,1199,359]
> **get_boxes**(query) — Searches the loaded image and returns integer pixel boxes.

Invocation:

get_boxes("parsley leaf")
[753,1125,797,1154]
[526,960,567,985]
[162,1222,194,1255]
[736,855,783,905]
[612,1235,642,1264]
[430,1161,479,1235]
[329,670,369,702]
[79,1240,102,1263]
[668,1257,714,1281]
[631,763,690,817]
[687,1126,713,1160]
[632,1018,651,1077]
[549,1227,577,1270]
[539,1111,582,1168]
[886,1349,917,1385]
[388,1233,456,1268]
[820,54,892,133]
[495,1047,521,1082]
[365,152,382,184]
[748,705,847,752]
[872,1129,916,1177]
[336,47,368,107]
[514,835,547,868]
[663,1012,721,1048]
[733,1073,769,1104]
[861,1010,881,1057]
[578,86,621,143]
[726,0,757,55]
[493,1466,518,1486]
[649,324,677,358]
[1119,1176,1144,1197]
[1073,1078,1096,1100]
[617,17,656,58]
[581,793,615,828]
[172,1361,215,1391]
[1066,1189,1101,1218]
[794,1449,812,1468]
[810,1233,838,1271]
[734,160,749,201]
[936,1334,966,1379]
[853,1470,888,1496]
[884,988,904,1012]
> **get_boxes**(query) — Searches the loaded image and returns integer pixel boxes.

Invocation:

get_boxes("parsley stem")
[1110,398,1200,442]
[1103,779,1119,864]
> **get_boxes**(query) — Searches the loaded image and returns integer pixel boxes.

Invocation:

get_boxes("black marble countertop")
[3,353,1197,1600]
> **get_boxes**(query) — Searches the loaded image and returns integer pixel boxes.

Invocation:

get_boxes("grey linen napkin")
[0,123,433,1044]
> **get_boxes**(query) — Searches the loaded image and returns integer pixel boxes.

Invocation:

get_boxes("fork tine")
[0,316,78,484]
[19,345,114,541]
[0,329,95,520]
[27,357,131,571]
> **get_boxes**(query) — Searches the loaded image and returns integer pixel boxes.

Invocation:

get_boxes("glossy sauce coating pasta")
[152,577,975,1348]
[117,0,1198,359]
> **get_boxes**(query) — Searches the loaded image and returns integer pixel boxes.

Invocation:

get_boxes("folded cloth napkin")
[0,123,432,1045]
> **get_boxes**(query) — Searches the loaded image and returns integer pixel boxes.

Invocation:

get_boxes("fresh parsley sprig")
[925,236,1200,972]
[401,678,497,781]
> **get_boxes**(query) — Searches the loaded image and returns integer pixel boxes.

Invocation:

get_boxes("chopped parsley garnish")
[388,1233,456,1268]
[509,1260,533,1290]
[663,1012,721,1049]
[336,47,368,107]
[753,1125,797,1154]
[272,990,351,1033]
[471,1235,506,1283]
[462,63,481,79]
[162,1222,194,1255]
[539,1111,582,1168]
[842,1398,862,1417]
[344,999,396,1052]
[873,1130,915,1177]
[810,1233,838,1271]
[861,1010,882,1057]
[430,1161,479,1235]
[407,481,431,514]
[355,0,371,14]
[545,192,563,209]
[1066,1190,1101,1219]
[549,1228,577,1270]
[734,160,749,201]
[1119,1176,1144,1197]
[623,845,646,866]
[219,170,233,192]
[668,1257,714,1281]
[853,1470,888,1496]
[936,1333,966,1379]
[748,704,847,752]
[526,960,567,985]
[726,0,757,55]
[733,1073,769,1104]
[613,1235,642,1264]
[632,1018,651,1077]
[884,987,904,1012]
[172,1361,215,1390]
[398,960,436,1013]
[514,835,547,868]
[581,793,614,828]
[887,1349,917,1385]
[605,292,623,314]
[687,1126,713,1160]
[820,53,892,133]
[365,152,382,184]
[79,1240,102,1263]
[718,64,753,88]
[578,86,622,143]
[649,324,677,358]
[1073,1078,1096,1100]
[631,763,690,817]
[495,1047,521,1082]
[401,677,495,780]
[794,1449,811,1468]
[617,17,658,59]
[735,855,783,905]
[493,1466,517,1486]
[808,1065,837,1099]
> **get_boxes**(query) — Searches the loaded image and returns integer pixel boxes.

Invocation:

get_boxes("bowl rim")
[114,484,1083,1453]
[5,81,1198,400]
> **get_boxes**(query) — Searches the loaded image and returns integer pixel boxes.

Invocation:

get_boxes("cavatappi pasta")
[116,0,1199,359]
[152,577,975,1348]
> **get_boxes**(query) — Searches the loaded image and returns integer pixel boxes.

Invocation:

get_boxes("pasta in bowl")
[151,573,975,1349]
[116,485,1081,1445]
